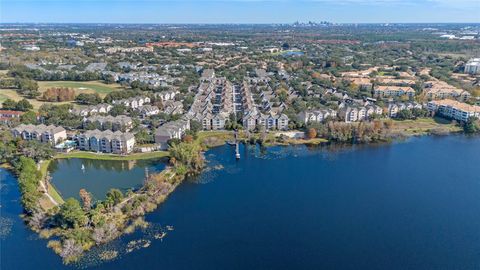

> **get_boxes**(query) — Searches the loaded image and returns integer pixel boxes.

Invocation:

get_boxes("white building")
[77,130,135,154]
[427,99,480,122]
[465,58,480,75]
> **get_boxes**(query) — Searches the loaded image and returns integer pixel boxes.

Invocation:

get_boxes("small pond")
[48,158,167,201]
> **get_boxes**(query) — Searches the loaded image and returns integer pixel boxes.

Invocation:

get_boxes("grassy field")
[0,88,74,111]
[0,80,124,111]
[55,150,169,161]
[389,117,462,135]
[38,81,124,97]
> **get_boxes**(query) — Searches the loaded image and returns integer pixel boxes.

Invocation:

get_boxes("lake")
[48,158,167,201]
[1,135,480,269]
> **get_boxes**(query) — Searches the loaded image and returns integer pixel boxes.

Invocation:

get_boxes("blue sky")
[1,0,479,24]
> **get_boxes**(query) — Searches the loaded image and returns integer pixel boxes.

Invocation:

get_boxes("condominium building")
[112,96,151,109]
[71,103,113,117]
[11,124,67,144]
[427,99,480,122]
[154,119,190,149]
[339,105,383,122]
[465,58,480,75]
[77,130,135,154]
[83,115,133,131]
[373,86,415,98]
[298,109,338,124]
[424,81,471,102]
[242,112,289,130]
[387,102,423,118]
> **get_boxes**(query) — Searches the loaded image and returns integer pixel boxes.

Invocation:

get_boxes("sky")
[1,0,479,24]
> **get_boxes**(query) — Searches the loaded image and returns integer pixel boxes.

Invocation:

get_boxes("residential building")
[373,86,415,98]
[77,130,135,154]
[427,99,480,122]
[339,105,382,122]
[424,81,471,102]
[154,119,190,149]
[112,96,151,109]
[11,124,67,144]
[465,58,480,74]
[242,112,289,130]
[387,102,422,118]
[298,109,338,124]
[83,115,133,131]
[71,103,113,117]
[0,110,24,124]
[137,105,160,118]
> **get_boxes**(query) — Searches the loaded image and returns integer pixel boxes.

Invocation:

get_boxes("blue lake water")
[48,158,167,201]
[1,135,480,269]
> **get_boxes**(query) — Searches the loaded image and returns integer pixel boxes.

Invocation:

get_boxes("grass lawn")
[389,117,462,135]
[0,80,123,111]
[196,130,234,147]
[39,160,65,205]
[55,150,169,161]
[38,81,124,97]
[0,88,73,111]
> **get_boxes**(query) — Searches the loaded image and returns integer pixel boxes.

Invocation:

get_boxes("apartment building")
[242,112,289,131]
[137,105,160,118]
[387,102,423,118]
[427,99,480,122]
[112,96,151,109]
[297,109,338,124]
[77,130,135,154]
[424,81,471,102]
[339,105,382,122]
[11,124,67,144]
[71,103,113,117]
[465,58,480,75]
[373,86,415,98]
[154,119,190,149]
[0,110,24,124]
[83,115,133,131]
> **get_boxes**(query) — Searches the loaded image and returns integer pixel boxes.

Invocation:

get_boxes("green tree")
[59,198,88,228]
[15,99,33,111]
[464,117,479,134]
[20,111,37,124]
[2,99,17,110]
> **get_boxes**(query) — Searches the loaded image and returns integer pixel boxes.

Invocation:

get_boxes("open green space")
[55,150,170,161]
[38,81,124,96]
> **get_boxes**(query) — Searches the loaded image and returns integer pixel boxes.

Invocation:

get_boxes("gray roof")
[80,129,134,141]
[13,124,65,134]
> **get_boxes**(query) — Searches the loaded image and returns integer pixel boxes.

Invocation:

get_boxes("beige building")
[374,86,415,98]
[11,124,67,145]
[424,81,471,102]
[77,130,135,154]
[427,99,480,122]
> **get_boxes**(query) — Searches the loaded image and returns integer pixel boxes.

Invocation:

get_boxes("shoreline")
[2,118,470,264]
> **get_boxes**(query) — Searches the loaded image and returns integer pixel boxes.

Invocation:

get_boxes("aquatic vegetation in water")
[0,217,13,239]
[74,223,170,268]
[99,250,118,261]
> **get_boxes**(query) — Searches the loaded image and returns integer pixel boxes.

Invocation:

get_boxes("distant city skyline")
[1,0,479,24]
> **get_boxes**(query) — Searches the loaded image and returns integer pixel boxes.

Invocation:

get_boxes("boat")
[81,164,85,171]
